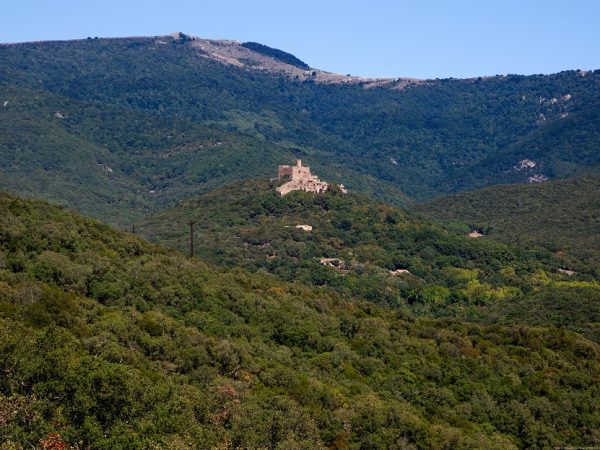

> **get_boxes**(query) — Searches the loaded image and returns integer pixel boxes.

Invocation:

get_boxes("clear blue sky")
[2,0,599,79]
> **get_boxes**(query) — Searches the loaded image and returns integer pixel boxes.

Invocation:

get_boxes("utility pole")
[131,224,135,234]
[188,220,196,258]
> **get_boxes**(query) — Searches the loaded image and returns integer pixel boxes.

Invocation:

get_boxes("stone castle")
[276,160,329,195]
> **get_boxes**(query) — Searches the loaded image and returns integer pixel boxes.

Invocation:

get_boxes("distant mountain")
[1,34,600,216]
[2,191,600,448]
[415,174,600,268]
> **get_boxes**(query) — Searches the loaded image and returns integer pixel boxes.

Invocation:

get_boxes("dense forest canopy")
[416,174,600,266]
[138,178,600,342]
[1,192,599,448]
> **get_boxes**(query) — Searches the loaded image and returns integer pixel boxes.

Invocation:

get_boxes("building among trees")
[276,160,329,195]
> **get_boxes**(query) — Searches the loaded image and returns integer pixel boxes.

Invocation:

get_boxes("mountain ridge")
[1,32,421,89]
[3,33,594,83]
[1,34,599,222]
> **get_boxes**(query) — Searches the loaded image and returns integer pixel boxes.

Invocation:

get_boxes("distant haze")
[2,0,599,79]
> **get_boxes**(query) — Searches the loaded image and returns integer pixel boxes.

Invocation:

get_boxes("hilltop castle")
[276,160,329,195]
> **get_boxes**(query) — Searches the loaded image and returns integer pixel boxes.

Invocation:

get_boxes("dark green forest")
[1,35,600,216]
[0,85,408,225]
[416,174,600,266]
[1,193,600,449]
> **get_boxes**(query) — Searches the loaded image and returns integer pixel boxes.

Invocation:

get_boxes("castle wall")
[278,165,293,180]
[276,160,329,196]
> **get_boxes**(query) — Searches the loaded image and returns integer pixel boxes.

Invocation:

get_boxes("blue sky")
[2,0,599,79]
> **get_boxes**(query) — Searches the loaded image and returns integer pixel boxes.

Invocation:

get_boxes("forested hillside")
[1,192,600,449]
[0,85,409,225]
[2,85,417,226]
[445,99,600,191]
[2,33,600,449]
[138,179,600,341]
[1,34,600,218]
[416,174,600,267]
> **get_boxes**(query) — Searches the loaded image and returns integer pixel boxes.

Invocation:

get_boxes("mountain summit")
[166,32,420,89]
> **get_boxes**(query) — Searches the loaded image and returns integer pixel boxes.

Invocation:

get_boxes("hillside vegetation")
[445,99,600,192]
[138,179,600,341]
[416,174,600,267]
[0,85,409,225]
[1,192,600,449]
[1,35,600,217]
[241,41,310,69]
[2,34,600,448]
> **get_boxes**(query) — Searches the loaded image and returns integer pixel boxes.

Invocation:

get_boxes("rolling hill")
[416,174,600,268]
[1,191,600,448]
[137,178,600,341]
[0,85,409,225]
